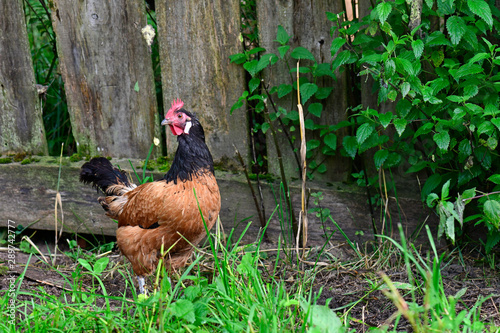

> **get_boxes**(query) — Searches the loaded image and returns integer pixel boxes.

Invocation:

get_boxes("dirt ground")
[1,232,499,331]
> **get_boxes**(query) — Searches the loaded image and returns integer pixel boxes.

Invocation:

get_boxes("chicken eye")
[177,114,182,119]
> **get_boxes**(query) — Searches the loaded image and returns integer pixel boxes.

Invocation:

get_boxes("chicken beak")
[161,118,171,126]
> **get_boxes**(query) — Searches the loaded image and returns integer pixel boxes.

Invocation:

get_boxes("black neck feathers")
[163,113,215,183]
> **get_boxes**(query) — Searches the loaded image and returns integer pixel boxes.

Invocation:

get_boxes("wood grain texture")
[0,160,437,248]
[156,0,248,163]
[0,0,47,155]
[257,0,350,181]
[49,0,159,158]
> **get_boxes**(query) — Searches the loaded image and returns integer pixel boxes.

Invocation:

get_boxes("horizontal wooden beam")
[0,157,436,245]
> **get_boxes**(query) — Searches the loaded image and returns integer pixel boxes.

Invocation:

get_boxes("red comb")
[168,99,184,114]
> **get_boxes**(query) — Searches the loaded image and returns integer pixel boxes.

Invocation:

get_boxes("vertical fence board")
[0,0,47,155]
[49,0,158,158]
[257,0,349,181]
[156,0,248,162]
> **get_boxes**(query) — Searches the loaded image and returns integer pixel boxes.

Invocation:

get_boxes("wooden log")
[0,0,48,155]
[49,0,159,159]
[156,0,248,163]
[0,158,437,246]
[257,0,350,182]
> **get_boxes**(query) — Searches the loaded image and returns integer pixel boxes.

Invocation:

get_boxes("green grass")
[1,218,498,332]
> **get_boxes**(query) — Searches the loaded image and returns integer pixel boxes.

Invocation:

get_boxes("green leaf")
[393,118,407,137]
[414,122,433,138]
[356,123,374,145]
[488,174,500,185]
[458,139,472,159]
[229,53,247,64]
[314,63,334,78]
[305,119,314,130]
[170,299,196,323]
[485,232,500,254]
[467,0,493,27]
[462,26,478,49]
[376,2,392,24]
[278,45,291,59]
[379,112,393,129]
[484,104,499,116]
[243,60,258,76]
[385,59,395,77]
[422,174,442,200]
[315,87,333,100]
[447,95,465,103]
[330,37,346,55]
[478,121,494,136]
[343,136,357,159]
[93,257,109,275]
[291,47,315,61]
[324,133,337,150]
[78,258,93,272]
[331,50,351,70]
[434,131,451,150]
[374,149,389,170]
[411,40,424,59]
[462,188,476,203]
[326,11,338,22]
[395,58,415,76]
[445,215,455,244]
[308,103,322,117]
[300,83,318,103]
[249,77,260,93]
[492,118,500,131]
[468,52,489,64]
[261,122,270,134]
[256,53,278,73]
[427,193,439,208]
[431,50,445,67]
[248,47,266,55]
[463,84,478,99]
[134,81,140,92]
[446,16,466,45]
[454,63,483,80]
[302,302,343,333]
[275,25,290,45]
[307,139,321,151]
[430,78,449,95]
[441,179,451,199]
[483,200,500,226]
[277,84,293,98]
[426,32,452,48]
[401,82,411,98]
[360,53,383,64]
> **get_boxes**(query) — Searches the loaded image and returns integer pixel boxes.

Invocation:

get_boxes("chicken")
[80,99,221,294]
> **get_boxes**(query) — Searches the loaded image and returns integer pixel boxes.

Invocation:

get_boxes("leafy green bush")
[230,0,500,250]
[230,26,339,180]
[333,0,500,249]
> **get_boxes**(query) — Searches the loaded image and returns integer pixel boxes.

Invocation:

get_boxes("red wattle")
[169,125,184,136]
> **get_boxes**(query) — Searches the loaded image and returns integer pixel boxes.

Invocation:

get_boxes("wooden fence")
[0,0,440,241]
[0,0,372,179]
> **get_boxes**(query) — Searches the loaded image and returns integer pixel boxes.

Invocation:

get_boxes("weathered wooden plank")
[0,160,436,245]
[0,0,48,155]
[156,0,248,162]
[49,0,159,158]
[257,0,350,181]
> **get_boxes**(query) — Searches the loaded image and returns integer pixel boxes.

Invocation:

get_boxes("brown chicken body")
[80,99,220,293]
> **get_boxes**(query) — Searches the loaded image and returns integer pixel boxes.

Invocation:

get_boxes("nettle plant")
[331,0,500,249]
[230,26,338,179]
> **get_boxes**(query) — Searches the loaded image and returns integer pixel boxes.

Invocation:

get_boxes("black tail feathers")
[80,157,131,194]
